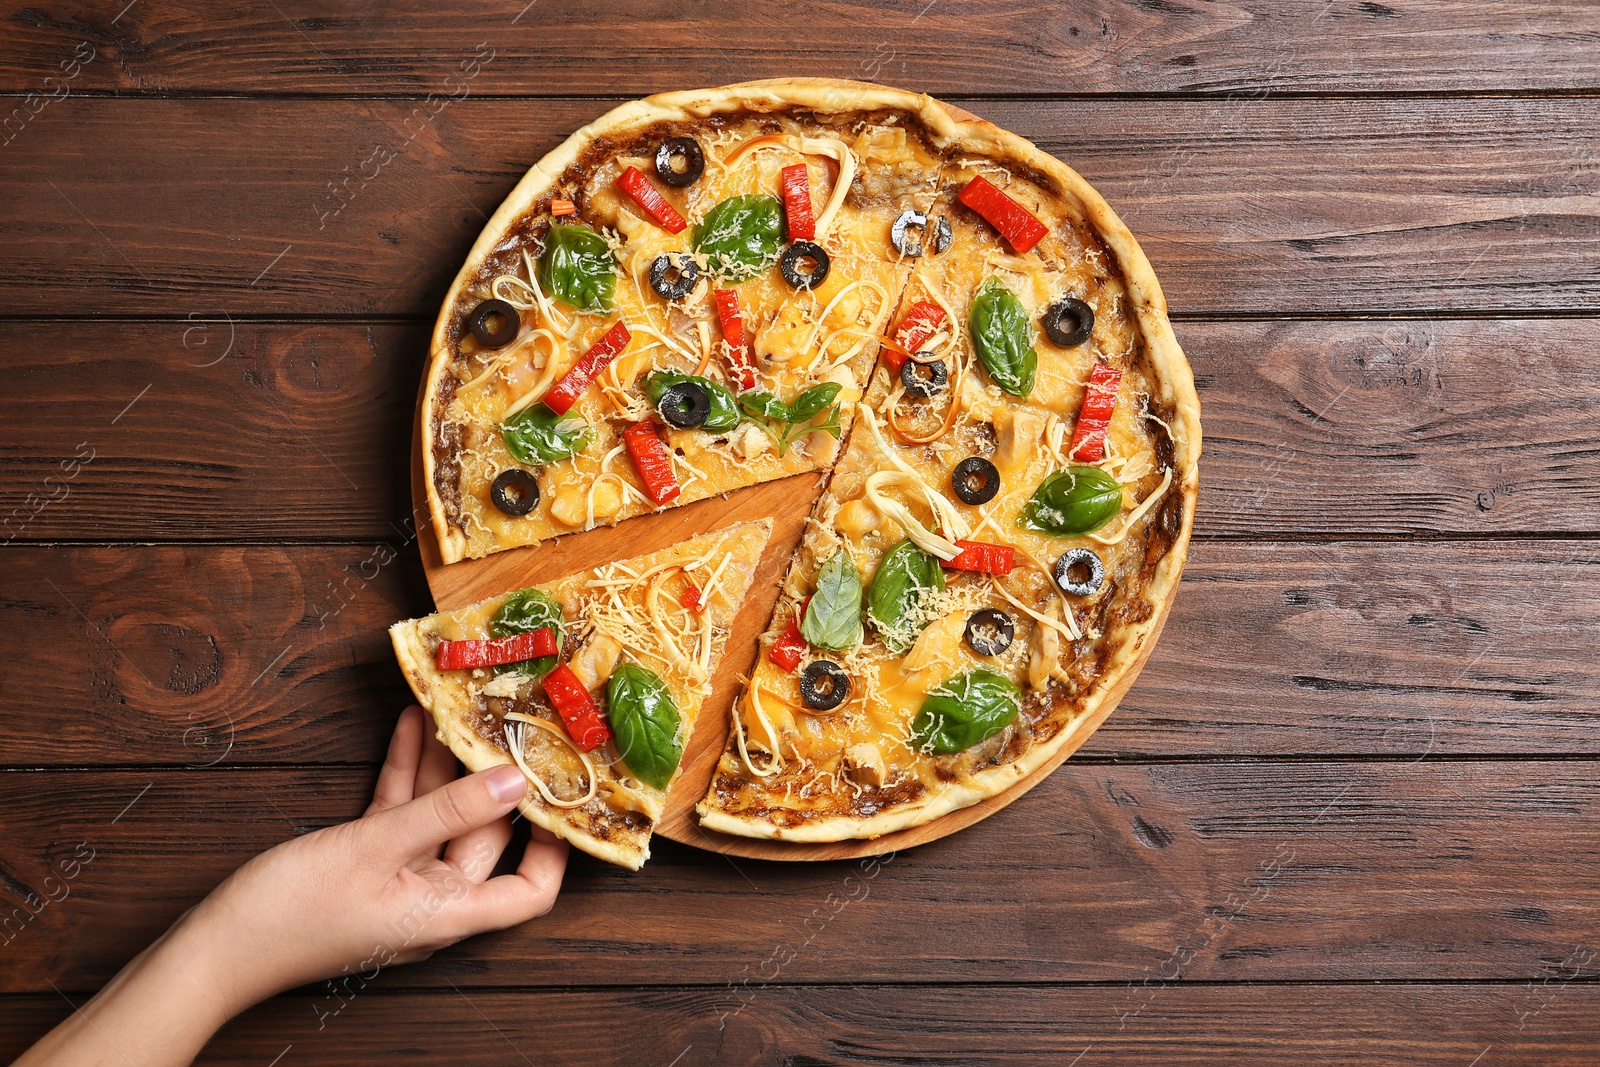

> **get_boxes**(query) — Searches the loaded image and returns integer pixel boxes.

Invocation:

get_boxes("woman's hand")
[17,706,565,1066]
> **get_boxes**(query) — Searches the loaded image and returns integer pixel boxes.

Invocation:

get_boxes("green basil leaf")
[801,549,864,652]
[641,370,741,433]
[489,588,565,679]
[909,668,1022,754]
[791,382,843,420]
[738,389,790,423]
[537,224,618,313]
[606,662,682,791]
[501,402,595,466]
[867,539,946,655]
[969,276,1038,398]
[693,195,783,280]
[1018,465,1124,536]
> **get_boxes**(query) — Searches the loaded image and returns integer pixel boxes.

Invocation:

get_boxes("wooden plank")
[3,539,1596,765]
[6,318,1599,543]
[3,1,1598,96]
[3,761,1599,991]
[2,98,1595,316]
[4,982,1599,1066]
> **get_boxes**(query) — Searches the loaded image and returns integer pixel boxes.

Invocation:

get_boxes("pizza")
[390,520,770,869]
[411,78,1200,856]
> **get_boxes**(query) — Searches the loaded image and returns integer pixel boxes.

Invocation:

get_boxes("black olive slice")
[891,208,927,257]
[779,241,830,290]
[655,137,705,187]
[1053,548,1105,597]
[900,357,948,398]
[648,252,700,301]
[951,457,1001,506]
[964,609,1015,657]
[490,469,540,517]
[929,215,953,254]
[657,381,712,429]
[467,298,520,349]
[800,660,850,711]
[1043,297,1095,348]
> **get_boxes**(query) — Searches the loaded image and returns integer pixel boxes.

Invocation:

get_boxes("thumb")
[365,763,528,866]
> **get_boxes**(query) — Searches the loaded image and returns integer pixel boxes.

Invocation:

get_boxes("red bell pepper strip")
[1067,364,1123,464]
[621,420,682,506]
[780,163,816,241]
[957,174,1049,254]
[541,663,613,751]
[768,616,807,673]
[681,579,705,615]
[614,166,687,234]
[942,540,1016,576]
[435,628,557,671]
[543,320,631,415]
[712,288,757,391]
[883,301,948,372]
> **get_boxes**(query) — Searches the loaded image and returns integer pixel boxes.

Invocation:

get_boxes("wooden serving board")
[411,409,1169,861]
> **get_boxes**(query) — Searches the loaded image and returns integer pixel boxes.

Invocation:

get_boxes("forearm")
[16,907,251,1067]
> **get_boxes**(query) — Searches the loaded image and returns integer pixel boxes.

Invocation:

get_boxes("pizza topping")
[778,240,831,291]
[737,384,844,456]
[1053,548,1105,597]
[842,742,888,788]
[467,298,521,348]
[681,579,704,615]
[1020,466,1123,536]
[780,163,816,241]
[615,166,688,234]
[899,357,948,399]
[951,457,1000,506]
[711,288,758,391]
[501,402,594,465]
[956,174,1049,254]
[503,713,598,809]
[435,627,557,670]
[801,550,864,652]
[647,252,700,301]
[642,370,741,433]
[550,198,577,217]
[541,662,613,751]
[963,609,1015,657]
[694,195,784,280]
[569,632,623,692]
[1088,466,1174,547]
[882,301,948,373]
[654,137,705,187]
[890,209,951,258]
[607,661,683,790]
[943,540,1016,576]
[489,469,540,516]
[538,223,618,313]
[795,136,857,241]
[1043,296,1095,348]
[543,319,631,415]
[620,420,682,505]
[655,379,713,429]
[909,668,1022,754]
[866,538,946,655]
[799,660,850,712]
[970,277,1038,398]
[1067,363,1123,464]
[768,614,808,673]
[490,588,566,679]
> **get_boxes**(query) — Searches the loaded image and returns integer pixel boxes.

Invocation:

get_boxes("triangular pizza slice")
[391,519,771,869]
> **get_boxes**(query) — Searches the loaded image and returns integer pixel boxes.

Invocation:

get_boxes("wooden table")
[3,3,1598,1062]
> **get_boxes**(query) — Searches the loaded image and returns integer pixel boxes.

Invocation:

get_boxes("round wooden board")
[412,409,1169,862]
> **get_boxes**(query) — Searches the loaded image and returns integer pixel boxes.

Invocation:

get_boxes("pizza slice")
[390,519,771,869]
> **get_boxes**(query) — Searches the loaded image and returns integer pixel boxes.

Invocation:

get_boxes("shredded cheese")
[503,714,597,809]
[1089,467,1174,546]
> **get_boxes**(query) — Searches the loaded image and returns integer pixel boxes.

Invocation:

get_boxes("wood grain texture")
[4,539,1596,765]
[3,1,1598,96]
[4,983,1598,1066]
[3,761,1599,992]
[2,99,1596,316]
[6,318,1599,542]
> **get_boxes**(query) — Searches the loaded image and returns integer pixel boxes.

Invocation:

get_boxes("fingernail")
[486,764,528,803]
